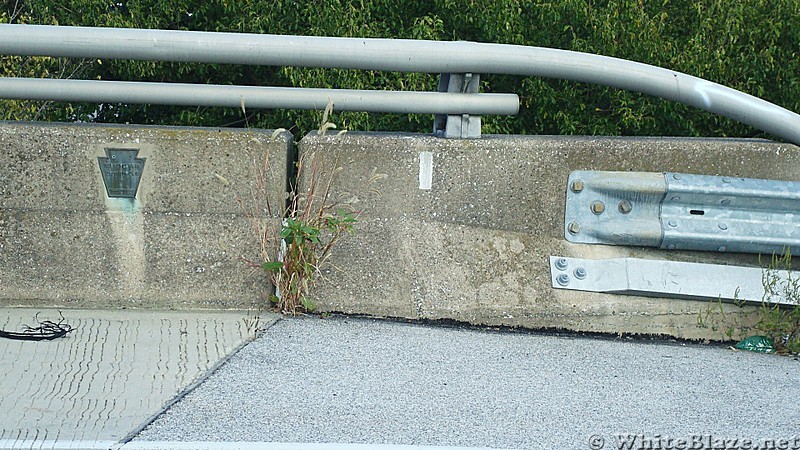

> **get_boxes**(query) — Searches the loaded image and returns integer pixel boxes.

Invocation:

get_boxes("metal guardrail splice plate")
[564,171,800,255]
[549,256,798,305]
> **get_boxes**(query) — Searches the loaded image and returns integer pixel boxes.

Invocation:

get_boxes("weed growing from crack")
[698,251,800,354]
[241,103,383,315]
[755,252,800,353]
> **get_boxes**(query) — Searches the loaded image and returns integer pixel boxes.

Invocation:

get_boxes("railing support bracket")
[433,73,481,139]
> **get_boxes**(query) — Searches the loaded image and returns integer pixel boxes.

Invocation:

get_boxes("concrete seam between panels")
[117,317,284,445]
[285,134,299,214]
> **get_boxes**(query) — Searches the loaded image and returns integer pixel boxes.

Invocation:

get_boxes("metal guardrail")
[564,171,800,255]
[1,24,800,142]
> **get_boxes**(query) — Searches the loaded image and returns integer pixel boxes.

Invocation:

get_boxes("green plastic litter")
[734,336,775,353]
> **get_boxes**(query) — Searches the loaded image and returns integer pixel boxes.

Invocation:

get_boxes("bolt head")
[718,223,728,231]
[590,201,606,215]
[571,179,585,193]
[567,222,581,235]
[667,243,677,250]
[556,274,570,286]
[574,267,587,279]
[668,220,678,228]
[618,200,633,214]
[555,258,568,271]
[718,246,727,252]
[720,199,731,206]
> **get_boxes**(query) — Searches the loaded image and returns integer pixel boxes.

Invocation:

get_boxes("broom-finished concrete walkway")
[0,308,265,448]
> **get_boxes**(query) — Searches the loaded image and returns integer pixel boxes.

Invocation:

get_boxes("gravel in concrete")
[135,316,800,449]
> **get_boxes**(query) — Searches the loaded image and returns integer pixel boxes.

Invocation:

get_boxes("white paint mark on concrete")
[419,151,433,190]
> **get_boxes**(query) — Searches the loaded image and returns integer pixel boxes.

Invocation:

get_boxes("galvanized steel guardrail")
[1,24,800,142]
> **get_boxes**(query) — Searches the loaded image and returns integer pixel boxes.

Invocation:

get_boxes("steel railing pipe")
[0,78,519,115]
[1,24,800,144]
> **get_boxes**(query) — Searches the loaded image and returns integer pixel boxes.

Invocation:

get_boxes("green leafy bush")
[2,0,799,139]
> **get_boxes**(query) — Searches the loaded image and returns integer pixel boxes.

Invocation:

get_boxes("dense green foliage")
[2,0,799,138]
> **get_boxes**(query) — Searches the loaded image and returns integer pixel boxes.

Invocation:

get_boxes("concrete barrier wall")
[0,123,289,309]
[4,122,799,339]
[299,133,800,339]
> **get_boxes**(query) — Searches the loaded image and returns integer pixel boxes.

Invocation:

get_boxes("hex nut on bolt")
[556,274,570,286]
[555,258,568,271]
[574,267,587,279]
[618,200,633,214]
[571,179,584,193]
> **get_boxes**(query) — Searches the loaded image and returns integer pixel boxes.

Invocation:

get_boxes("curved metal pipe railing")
[1,24,799,144]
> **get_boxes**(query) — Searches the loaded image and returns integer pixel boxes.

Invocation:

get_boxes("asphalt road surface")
[135,315,800,450]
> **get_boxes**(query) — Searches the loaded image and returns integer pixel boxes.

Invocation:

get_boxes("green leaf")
[262,261,284,272]
[300,297,316,312]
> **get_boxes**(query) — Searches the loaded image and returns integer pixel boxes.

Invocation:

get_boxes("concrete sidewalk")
[135,316,800,450]
[0,308,267,448]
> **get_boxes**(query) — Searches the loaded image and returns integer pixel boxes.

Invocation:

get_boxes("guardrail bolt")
[574,267,587,279]
[555,258,568,271]
[556,274,570,286]
[567,222,581,235]
[571,179,585,193]
[718,223,728,231]
[673,174,682,180]
[618,200,633,214]
[718,246,727,252]
[667,243,677,250]
[668,220,678,228]
[590,201,605,215]
[720,198,731,206]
